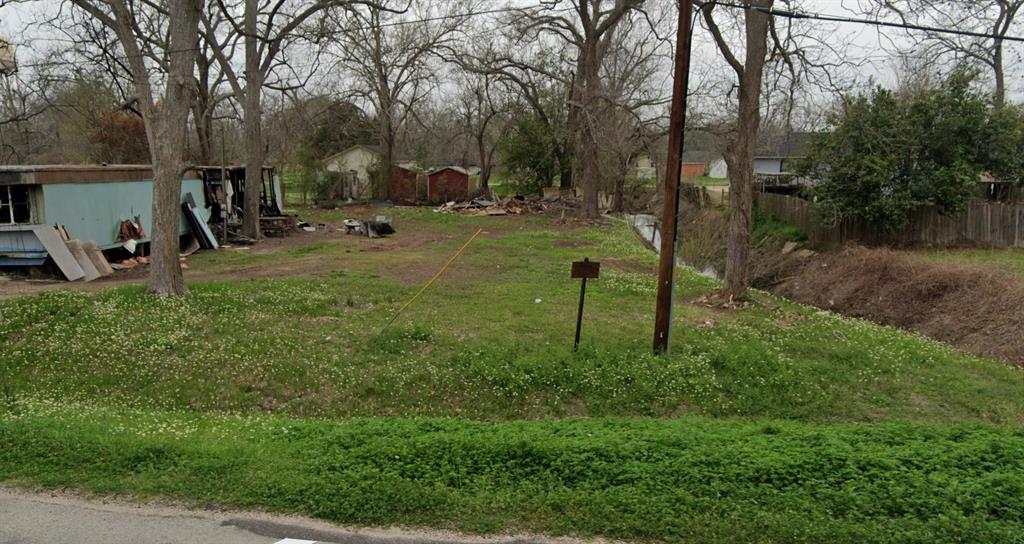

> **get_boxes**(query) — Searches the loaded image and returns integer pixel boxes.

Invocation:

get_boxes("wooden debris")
[433,195,569,216]
[64,240,101,282]
[31,225,85,281]
[82,241,114,276]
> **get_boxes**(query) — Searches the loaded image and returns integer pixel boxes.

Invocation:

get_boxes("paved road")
[0,488,569,544]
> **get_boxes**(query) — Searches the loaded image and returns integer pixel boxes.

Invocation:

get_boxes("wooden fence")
[755,191,1024,248]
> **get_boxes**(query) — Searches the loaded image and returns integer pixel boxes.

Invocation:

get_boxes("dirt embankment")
[775,246,1024,366]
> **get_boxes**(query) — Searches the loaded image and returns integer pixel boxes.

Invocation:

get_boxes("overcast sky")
[0,0,1020,104]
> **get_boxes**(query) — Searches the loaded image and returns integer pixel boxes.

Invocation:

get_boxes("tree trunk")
[993,37,1005,106]
[559,159,573,189]
[191,101,212,164]
[241,0,262,239]
[148,144,189,296]
[192,52,213,163]
[577,44,601,219]
[721,1,771,301]
[380,120,394,200]
[611,161,626,213]
[145,0,201,296]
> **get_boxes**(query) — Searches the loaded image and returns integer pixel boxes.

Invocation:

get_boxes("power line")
[7,1,1024,74]
[708,1,1024,43]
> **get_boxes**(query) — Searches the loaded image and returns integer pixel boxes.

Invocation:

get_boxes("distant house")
[630,154,658,180]
[708,158,728,179]
[679,151,727,179]
[428,167,470,202]
[754,132,816,176]
[322,144,419,200]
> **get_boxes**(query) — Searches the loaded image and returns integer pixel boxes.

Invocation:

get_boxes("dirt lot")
[0,206,551,300]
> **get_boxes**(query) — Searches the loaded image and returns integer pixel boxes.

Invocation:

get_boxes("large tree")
[69,0,202,296]
[465,42,576,191]
[698,0,773,300]
[513,0,644,219]
[452,70,511,192]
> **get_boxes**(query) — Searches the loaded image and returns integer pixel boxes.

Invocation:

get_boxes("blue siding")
[40,178,209,249]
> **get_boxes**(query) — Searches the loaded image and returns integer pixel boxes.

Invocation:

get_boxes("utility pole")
[653,0,695,355]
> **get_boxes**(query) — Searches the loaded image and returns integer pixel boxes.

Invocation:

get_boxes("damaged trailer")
[193,164,284,228]
[0,165,211,268]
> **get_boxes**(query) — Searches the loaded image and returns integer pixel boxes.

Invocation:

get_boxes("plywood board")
[31,225,84,281]
[65,240,101,282]
[83,241,114,276]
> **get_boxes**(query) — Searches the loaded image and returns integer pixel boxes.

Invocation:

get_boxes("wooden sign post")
[571,258,600,351]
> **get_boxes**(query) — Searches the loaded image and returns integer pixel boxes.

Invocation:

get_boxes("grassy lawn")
[2,208,1024,542]
[911,248,1024,277]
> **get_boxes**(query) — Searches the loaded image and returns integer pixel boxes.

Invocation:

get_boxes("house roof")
[428,166,470,176]
[0,164,201,185]
[755,132,817,159]
[324,144,414,164]
[681,150,717,164]
[323,144,379,164]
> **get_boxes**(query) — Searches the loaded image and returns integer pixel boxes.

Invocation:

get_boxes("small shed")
[390,165,424,202]
[428,167,470,202]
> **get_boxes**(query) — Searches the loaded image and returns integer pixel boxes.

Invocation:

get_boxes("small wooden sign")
[571,259,600,279]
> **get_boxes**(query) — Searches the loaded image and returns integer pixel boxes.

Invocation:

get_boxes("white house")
[754,132,815,176]
[322,144,422,200]
[708,158,728,179]
[322,144,381,200]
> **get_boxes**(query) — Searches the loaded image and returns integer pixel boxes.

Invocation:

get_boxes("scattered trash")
[341,219,363,234]
[341,217,395,238]
[116,217,146,242]
[366,220,395,238]
[534,298,542,304]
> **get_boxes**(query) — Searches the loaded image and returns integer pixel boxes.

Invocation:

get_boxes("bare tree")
[865,0,1023,106]
[65,0,202,296]
[326,0,471,199]
[451,69,511,192]
[593,2,672,212]
[191,4,236,164]
[512,0,645,219]
[698,0,773,300]
[0,73,53,163]
[202,0,363,237]
[463,40,577,191]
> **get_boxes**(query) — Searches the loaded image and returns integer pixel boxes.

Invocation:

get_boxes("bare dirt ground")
[0,206,571,300]
[775,245,1024,366]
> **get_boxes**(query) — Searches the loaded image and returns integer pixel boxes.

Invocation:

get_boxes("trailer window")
[0,185,32,224]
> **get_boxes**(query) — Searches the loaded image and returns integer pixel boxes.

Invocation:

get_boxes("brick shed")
[427,167,470,202]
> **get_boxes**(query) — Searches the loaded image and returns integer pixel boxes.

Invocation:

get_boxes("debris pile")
[340,216,395,238]
[433,195,567,216]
